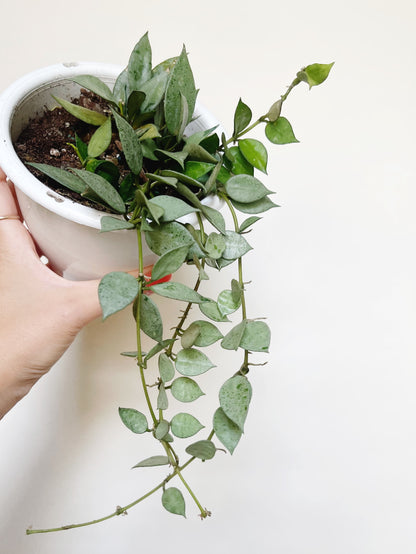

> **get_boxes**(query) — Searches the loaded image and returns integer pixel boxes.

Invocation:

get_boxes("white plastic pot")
[0,63,222,280]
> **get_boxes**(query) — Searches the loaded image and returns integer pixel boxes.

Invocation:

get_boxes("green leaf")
[183,142,218,164]
[147,196,197,222]
[139,71,169,112]
[184,161,215,180]
[200,132,220,154]
[145,339,175,362]
[87,117,112,158]
[71,169,126,213]
[219,375,252,431]
[162,487,186,517]
[185,440,216,460]
[190,321,223,347]
[145,222,195,256]
[225,146,253,175]
[205,233,226,260]
[53,96,107,126]
[27,163,85,194]
[74,133,88,163]
[176,348,215,376]
[217,289,241,316]
[265,117,299,144]
[181,322,201,349]
[297,62,334,88]
[233,98,252,138]
[128,32,152,91]
[72,75,116,104]
[140,294,163,342]
[239,216,261,232]
[171,377,204,403]
[266,99,282,122]
[185,125,218,146]
[90,160,120,185]
[152,55,178,77]
[238,139,268,174]
[113,66,128,104]
[240,320,271,352]
[151,245,189,282]
[120,351,138,358]
[158,353,175,383]
[111,109,143,174]
[164,45,197,135]
[221,320,247,350]
[217,166,231,185]
[99,272,139,320]
[135,190,164,224]
[199,301,230,322]
[127,90,146,121]
[133,455,170,468]
[137,123,161,141]
[119,172,135,202]
[213,407,242,454]
[155,419,170,440]
[118,407,148,434]
[204,159,223,195]
[231,279,243,304]
[157,383,169,410]
[162,169,205,190]
[192,254,209,281]
[201,205,226,235]
[177,92,190,140]
[170,413,204,438]
[142,134,161,153]
[150,282,209,304]
[222,231,252,260]
[146,173,178,188]
[100,215,135,232]
[231,196,278,214]
[225,174,272,203]
[156,150,188,170]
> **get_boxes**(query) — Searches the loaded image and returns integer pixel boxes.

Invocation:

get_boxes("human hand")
[0,169,150,419]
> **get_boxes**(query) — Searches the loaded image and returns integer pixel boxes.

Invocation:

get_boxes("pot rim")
[0,62,221,229]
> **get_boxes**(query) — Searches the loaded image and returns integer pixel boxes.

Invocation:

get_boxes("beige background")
[1,0,416,552]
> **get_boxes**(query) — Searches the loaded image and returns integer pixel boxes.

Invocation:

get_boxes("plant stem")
[222,195,249,367]
[225,117,264,146]
[224,74,302,146]
[26,480,167,534]
[175,467,208,518]
[136,224,157,425]
[166,216,206,357]
[280,77,301,103]
[25,444,208,535]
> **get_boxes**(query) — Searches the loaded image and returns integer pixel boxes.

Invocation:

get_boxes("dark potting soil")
[14,90,126,210]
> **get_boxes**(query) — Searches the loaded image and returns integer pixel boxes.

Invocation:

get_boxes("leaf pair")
[29,164,126,214]
[221,320,271,352]
[212,375,252,454]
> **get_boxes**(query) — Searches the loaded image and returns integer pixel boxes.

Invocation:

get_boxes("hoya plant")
[24,33,333,533]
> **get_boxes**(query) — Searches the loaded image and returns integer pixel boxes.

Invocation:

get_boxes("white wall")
[1,1,416,552]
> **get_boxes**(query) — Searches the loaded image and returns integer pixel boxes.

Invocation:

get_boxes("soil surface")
[14,90,124,209]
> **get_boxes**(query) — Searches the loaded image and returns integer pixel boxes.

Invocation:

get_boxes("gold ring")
[0,215,20,221]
